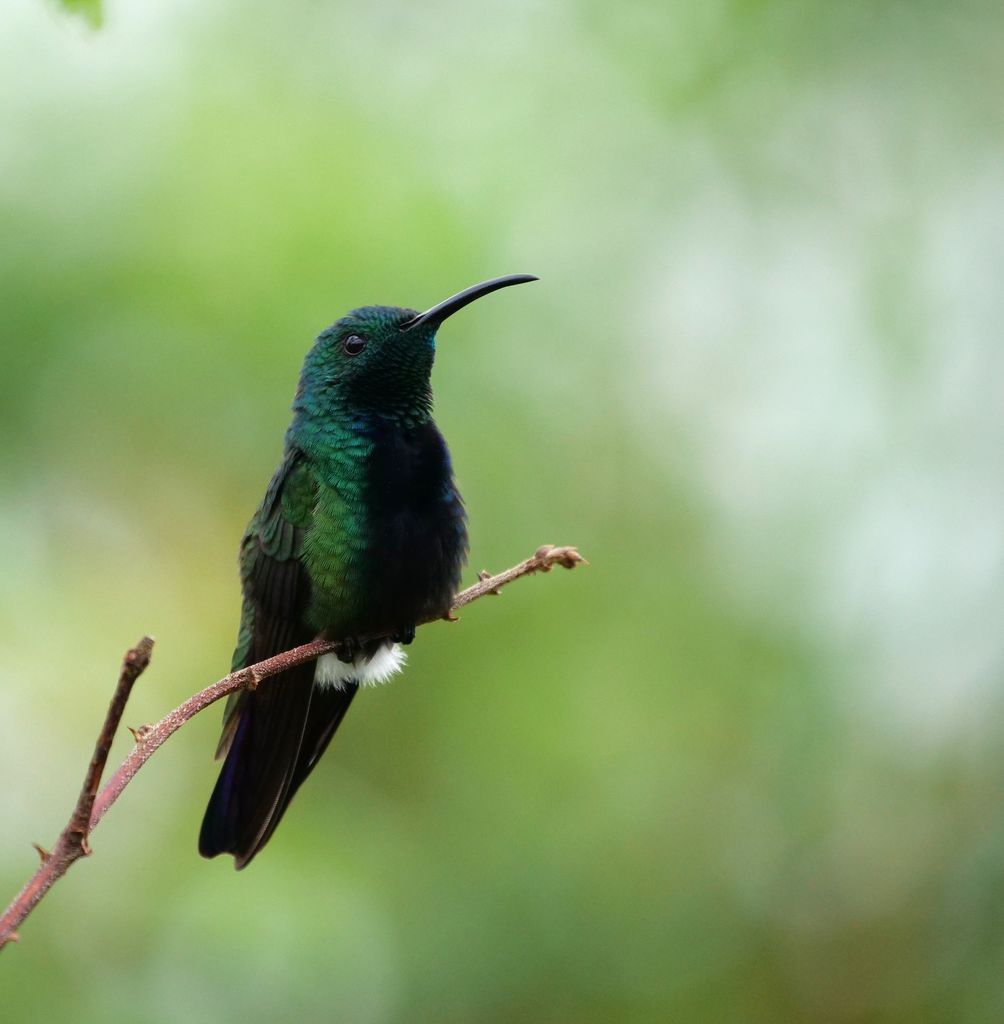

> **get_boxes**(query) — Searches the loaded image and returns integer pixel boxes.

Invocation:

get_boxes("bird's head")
[293,274,536,427]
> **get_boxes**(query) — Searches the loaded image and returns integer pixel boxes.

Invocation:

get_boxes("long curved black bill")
[400,274,538,332]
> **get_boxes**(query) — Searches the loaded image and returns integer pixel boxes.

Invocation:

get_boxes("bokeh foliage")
[57,0,101,28]
[3,1,1004,1021]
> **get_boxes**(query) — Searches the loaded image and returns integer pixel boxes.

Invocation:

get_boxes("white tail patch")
[314,643,406,690]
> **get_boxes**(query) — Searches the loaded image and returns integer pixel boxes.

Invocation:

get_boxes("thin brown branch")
[0,637,154,949]
[0,544,584,951]
[73,637,155,846]
[453,545,587,609]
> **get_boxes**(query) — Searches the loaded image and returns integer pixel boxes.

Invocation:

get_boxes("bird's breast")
[304,418,467,638]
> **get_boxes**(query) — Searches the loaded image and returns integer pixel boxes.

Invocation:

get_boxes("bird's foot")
[336,636,362,665]
[391,625,416,645]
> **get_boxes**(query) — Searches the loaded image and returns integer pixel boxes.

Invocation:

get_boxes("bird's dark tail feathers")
[198,665,358,869]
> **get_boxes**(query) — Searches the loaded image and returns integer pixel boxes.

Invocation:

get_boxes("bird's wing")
[199,449,357,868]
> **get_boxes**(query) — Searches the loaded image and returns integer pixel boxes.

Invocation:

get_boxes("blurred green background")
[2,0,1004,1020]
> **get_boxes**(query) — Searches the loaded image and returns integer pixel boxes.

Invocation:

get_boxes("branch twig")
[0,544,585,951]
[0,637,154,948]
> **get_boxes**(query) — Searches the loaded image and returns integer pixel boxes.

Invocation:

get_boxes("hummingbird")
[199,274,537,868]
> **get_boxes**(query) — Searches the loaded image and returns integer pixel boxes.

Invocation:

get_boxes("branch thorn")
[476,569,503,595]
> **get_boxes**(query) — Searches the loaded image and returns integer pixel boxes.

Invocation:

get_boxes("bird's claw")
[336,636,361,664]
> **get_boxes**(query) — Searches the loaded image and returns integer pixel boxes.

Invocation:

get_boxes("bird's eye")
[342,334,367,356]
